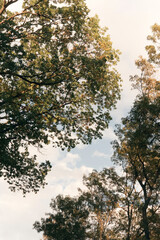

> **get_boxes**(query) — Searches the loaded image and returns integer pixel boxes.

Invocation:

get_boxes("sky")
[0,0,160,239]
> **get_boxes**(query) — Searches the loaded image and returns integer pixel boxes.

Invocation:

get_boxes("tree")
[34,194,90,240]
[112,96,160,240]
[80,168,120,240]
[112,26,160,238]
[34,167,143,240]
[34,24,160,239]
[130,23,160,101]
[146,23,160,66]
[0,0,121,193]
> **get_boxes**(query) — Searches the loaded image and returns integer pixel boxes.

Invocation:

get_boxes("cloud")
[103,126,117,141]
[93,150,110,159]
[29,143,60,163]
[62,152,80,166]
[0,151,93,240]
[48,153,93,194]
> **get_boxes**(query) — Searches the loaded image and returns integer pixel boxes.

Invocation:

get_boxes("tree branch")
[0,71,67,86]
[137,153,153,191]
[0,0,43,25]
[0,0,19,15]
[14,73,66,86]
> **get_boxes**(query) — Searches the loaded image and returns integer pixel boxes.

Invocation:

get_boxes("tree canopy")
[34,168,127,240]
[34,194,90,240]
[112,25,160,239]
[34,24,160,240]
[112,96,160,240]
[0,0,121,193]
[34,167,153,240]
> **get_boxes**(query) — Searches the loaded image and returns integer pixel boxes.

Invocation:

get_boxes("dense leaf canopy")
[34,195,90,240]
[0,0,121,193]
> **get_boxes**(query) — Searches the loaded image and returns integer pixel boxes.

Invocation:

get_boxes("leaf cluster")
[0,0,121,193]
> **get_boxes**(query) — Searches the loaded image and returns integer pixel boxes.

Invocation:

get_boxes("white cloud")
[48,153,92,193]
[29,143,60,164]
[93,150,110,159]
[0,151,93,240]
[103,126,117,141]
[62,152,80,166]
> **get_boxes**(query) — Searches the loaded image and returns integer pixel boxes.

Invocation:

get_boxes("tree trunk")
[126,202,132,240]
[142,204,150,240]
[138,181,151,240]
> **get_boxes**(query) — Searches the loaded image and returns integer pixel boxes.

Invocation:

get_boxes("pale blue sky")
[0,1,160,239]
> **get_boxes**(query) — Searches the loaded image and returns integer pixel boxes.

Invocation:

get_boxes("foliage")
[34,24,160,239]
[34,168,144,240]
[112,96,160,240]
[112,24,160,239]
[80,168,141,240]
[34,115,159,238]
[34,194,90,240]
[130,23,160,100]
[0,0,121,193]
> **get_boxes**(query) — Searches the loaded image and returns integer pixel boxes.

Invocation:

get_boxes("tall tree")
[112,96,160,240]
[113,28,160,238]
[0,0,121,193]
